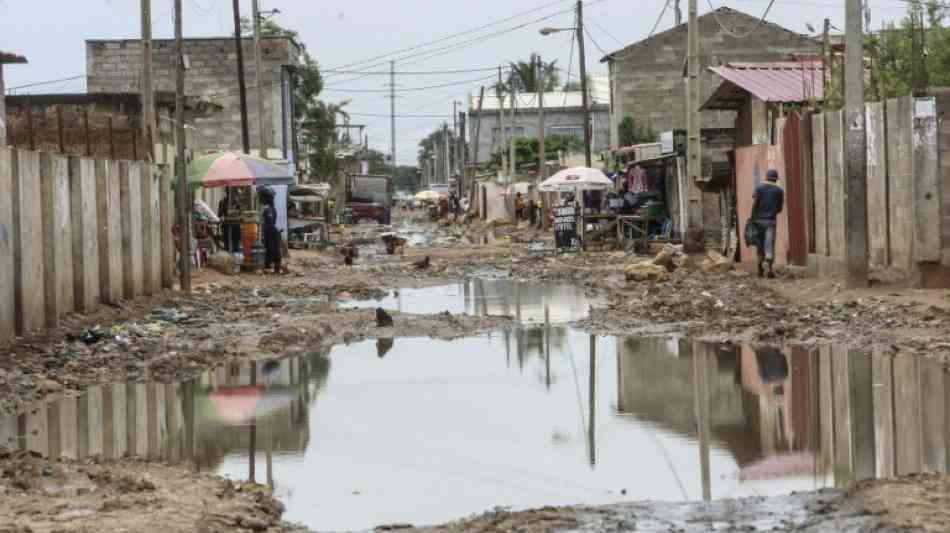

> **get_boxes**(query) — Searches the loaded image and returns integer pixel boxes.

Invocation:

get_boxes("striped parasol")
[183,151,295,189]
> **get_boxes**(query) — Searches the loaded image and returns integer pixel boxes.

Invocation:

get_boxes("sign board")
[553,205,580,251]
[661,131,674,154]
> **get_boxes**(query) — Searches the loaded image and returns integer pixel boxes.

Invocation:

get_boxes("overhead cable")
[705,0,778,39]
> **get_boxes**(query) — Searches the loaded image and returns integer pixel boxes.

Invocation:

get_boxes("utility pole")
[675,0,683,26]
[497,66,508,177]
[537,55,548,230]
[685,0,700,249]
[443,123,450,183]
[472,86,485,172]
[822,18,830,100]
[252,0,267,158]
[390,61,396,176]
[845,0,869,287]
[509,81,517,177]
[231,0,250,154]
[174,0,190,292]
[459,106,467,198]
[453,100,460,177]
[141,0,155,161]
[576,0,592,168]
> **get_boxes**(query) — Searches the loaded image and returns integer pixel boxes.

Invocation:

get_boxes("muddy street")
[2,216,950,532]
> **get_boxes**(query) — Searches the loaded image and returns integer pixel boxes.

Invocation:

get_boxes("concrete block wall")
[0,147,172,342]
[86,37,299,153]
[605,7,820,149]
[808,96,942,274]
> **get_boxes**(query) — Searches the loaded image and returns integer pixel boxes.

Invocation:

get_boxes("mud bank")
[0,451,305,532]
[414,474,950,532]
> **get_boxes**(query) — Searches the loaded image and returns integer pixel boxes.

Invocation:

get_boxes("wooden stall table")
[617,214,652,254]
[580,213,621,251]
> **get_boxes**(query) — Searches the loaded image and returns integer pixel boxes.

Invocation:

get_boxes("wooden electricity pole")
[844,0,869,287]
[509,81,517,177]
[685,0,700,250]
[537,55,549,230]
[472,86,485,196]
[141,0,155,161]
[252,0,267,158]
[231,0,250,154]
[174,0,191,292]
[576,0,592,168]
[498,66,508,177]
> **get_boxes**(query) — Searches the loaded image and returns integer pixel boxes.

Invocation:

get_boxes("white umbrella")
[539,166,613,192]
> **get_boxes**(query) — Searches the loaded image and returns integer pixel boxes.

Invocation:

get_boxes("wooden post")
[845,0,869,287]
[142,0,156,161]
[83,107,91,157]
[231,0,250,155]
[175,0,191,293]
[108,117,115,160]
[56,106,65,153]
[252,0,267,158]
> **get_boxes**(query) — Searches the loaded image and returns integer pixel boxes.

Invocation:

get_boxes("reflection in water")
[3,316,950,529]
[342,279,597,324]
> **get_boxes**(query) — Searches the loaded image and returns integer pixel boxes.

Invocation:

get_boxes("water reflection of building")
[464,280,591,323]
[0,352,330,479]
[616,339,950,491]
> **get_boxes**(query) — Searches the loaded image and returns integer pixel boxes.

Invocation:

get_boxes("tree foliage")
[417,125,460,175]
[506,54,560,93]
[618,116,657,146]
[488,134,584,170]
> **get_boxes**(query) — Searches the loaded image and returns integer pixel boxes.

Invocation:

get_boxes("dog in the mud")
[340,243,358,266]
[381,234,407,256]
[376,307,394,327]
[412,256,430,269]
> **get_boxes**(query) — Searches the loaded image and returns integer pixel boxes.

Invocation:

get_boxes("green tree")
[488,134,583,170]
[617,116,657,147]
[506,54,560,92]
[417,125,459,175]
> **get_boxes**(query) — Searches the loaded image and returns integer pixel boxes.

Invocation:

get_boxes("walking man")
[750,169,784,278]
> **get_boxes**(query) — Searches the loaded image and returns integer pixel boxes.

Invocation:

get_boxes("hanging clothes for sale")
[626,164,648,194]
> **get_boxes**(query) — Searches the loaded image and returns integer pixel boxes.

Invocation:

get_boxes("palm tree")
[506,53,560,93]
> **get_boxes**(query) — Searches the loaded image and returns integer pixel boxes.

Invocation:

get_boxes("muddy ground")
[2,212,950,531]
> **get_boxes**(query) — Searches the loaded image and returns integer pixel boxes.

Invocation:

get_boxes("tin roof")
[0,51,28,64]
[703,61,824,110]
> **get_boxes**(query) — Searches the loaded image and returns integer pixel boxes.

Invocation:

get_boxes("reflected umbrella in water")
[739,451,816,481]
[199,385,297,425]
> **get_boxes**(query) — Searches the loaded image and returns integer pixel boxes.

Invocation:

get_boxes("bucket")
[242,222,259,264]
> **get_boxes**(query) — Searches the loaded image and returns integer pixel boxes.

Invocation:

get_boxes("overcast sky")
[1,0,912,164]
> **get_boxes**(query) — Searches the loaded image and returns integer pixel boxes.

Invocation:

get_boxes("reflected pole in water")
[589,334,596,468]
[692,342,711,501]
[545,305,551,391]
[249,363,257,484]
[266,417,274,489]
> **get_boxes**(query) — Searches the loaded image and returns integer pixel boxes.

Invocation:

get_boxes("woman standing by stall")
[260,188,281,274]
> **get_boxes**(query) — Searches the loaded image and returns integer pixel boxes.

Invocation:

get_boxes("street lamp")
[539,0,592,168]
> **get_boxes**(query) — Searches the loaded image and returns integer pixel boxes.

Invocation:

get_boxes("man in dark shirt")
[751,169,785,278]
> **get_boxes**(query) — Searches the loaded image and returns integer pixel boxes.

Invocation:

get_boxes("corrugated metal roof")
[708,61,824,104]
[0,51,28,64]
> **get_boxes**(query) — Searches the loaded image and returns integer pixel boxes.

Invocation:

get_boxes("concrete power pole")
[497,66,508,177]
[685,0,700,250]
[845,0,869,287]
[453,100,460,177]
[509,81,517,177]
[390,61,396,175]
[443,123,450,183]
[537,55,548,230]
[576,0,592,168]
[459,106,467,198]
[174,0,190,292]
[231,0,250,154]
[252,0,267,158]
[822,19,830,98]
[141,0,155,161]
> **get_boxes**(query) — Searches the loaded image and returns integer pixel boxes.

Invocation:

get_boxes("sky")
[0,0,915,165]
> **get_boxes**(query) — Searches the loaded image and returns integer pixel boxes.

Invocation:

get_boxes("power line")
[587,17,626,46]
[705,0,778,38]
[324,0,575,74]
[5,74,85,92]
[649,0,672,37]
[322,67,505,76]
[323,74,499,94]
[348,112,453,118]
[584,26,610,56]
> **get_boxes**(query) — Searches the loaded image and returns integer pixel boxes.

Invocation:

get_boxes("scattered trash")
[150,308,190,324]
[79,328,106,346]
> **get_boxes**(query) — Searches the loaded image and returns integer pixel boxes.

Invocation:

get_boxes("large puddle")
[2,282,950,531]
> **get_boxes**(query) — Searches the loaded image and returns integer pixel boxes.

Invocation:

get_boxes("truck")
[345,174,393,224]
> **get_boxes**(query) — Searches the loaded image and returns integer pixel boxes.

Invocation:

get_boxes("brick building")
[0,51,28,146]
[86,36,300,159]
